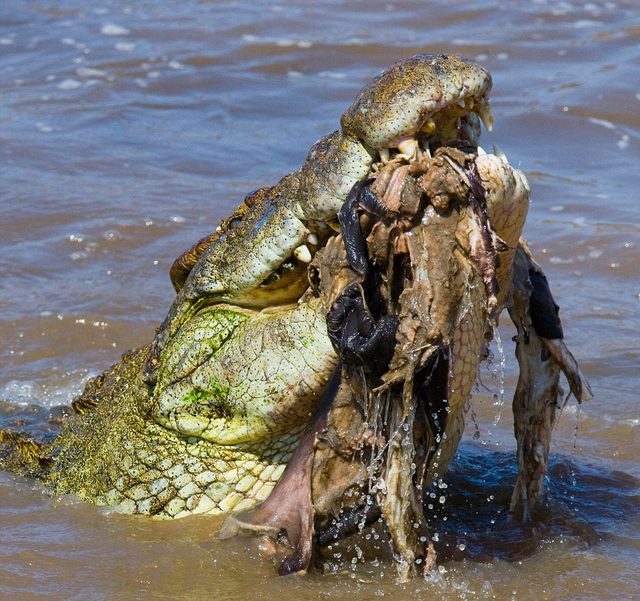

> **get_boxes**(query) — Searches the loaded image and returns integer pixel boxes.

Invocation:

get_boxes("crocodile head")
[146,55,496,380]
[341,54,493,157]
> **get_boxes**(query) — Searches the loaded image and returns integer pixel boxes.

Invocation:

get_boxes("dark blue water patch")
[424,443,640,564]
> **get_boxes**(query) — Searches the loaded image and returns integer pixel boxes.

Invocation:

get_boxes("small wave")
[0,372,89,410]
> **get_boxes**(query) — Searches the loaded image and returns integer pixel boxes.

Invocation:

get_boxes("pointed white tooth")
[317,221,328,229]
[456,117,462,128]
[477,146,487,155]
[398,138,420,161]
[294,244,312,263]
[307,233,318,245]
[423,146,432,159]
[477,102,494,132]
[493,145,508,163]
[397,137,418,160]
[458,98,466,108]
[379,148,390,163]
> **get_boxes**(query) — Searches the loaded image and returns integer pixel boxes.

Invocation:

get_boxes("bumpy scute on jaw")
[148,175,310,374]
[341,54,491,149]
[169,187,266,292]
[296,130,374,222]
[180,174,308,304]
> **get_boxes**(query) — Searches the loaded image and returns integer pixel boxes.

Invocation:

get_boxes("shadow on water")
[422,443,640,564]
[318,442,640,574]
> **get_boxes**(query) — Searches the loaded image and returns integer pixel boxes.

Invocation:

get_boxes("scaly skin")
[152,299,337,445]
[342,54,492,150]
[44,298,337,517]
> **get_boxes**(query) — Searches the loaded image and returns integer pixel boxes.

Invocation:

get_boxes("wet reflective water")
[1,0,639,598]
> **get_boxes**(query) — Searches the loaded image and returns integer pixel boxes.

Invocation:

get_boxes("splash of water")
[490,324,506,427]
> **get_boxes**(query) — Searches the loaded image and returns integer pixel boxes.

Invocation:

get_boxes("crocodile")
[0,55,592,576]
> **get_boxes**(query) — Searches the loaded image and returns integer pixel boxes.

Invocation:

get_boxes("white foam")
[617,134,630,150]
[57,79,81,90]
[101,24,130,36]
[115,42,136,52]
[589,117,615,129]
[76,67,107,78]
[572,19,600,28]
[318,71,347,80]
[0,374,88,410]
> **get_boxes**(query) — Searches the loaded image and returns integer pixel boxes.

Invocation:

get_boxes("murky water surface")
[2,0,639,599]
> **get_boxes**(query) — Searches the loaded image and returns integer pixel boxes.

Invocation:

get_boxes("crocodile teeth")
[460,121,480,146]
[379,148,390,163]
[458,98,466,108]
[397,137,418,160]
[476,102,494,133]
[307,233,318,246]
[294,244,312,263]
[421,118,437,135]
[493,145,508,163]
[477,146,487,155]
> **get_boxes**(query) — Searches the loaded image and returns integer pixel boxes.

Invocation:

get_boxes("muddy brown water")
[1,0,640,599]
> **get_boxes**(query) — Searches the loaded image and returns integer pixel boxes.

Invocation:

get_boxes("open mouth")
[340,54,493,163]
[376,95,493,164]
[254,227,328,293]
[426,95,492,149]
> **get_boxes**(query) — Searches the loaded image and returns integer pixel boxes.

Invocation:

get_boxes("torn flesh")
[220,144,534,579]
